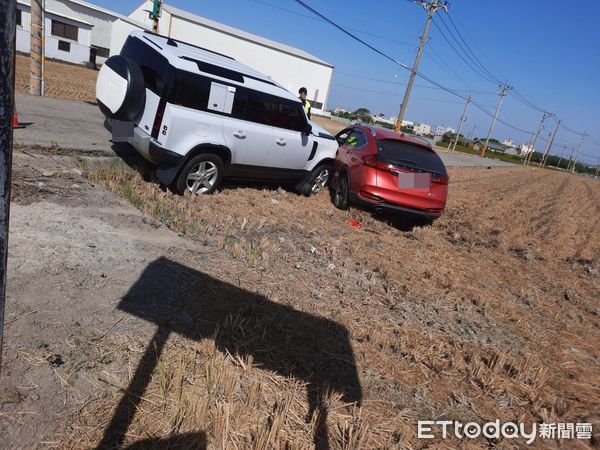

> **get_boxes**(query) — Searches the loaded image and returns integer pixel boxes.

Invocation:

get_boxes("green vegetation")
[331,107,373,123]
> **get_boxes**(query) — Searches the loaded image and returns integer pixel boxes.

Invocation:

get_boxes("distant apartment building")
[434,125,455,136]
[414,123,431,136]
[401,120,415,132]
[372,115,397,127]
[520,143,534,155]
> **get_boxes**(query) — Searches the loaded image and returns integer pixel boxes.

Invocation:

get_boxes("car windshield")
[376,139,447,176]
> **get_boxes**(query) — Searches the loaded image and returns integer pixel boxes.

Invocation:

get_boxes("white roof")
[162,3,333,68]
[65,0,148,28]
[17,0,147,29]
[17,0,92,26]
[136,31,299,102]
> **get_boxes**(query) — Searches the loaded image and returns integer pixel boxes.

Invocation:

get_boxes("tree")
[351,108,372,123]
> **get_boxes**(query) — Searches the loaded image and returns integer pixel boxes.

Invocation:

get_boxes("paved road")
[14,93,518,167]
[14,93,113,154]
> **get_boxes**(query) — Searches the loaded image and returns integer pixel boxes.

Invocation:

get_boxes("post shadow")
[97,257,362,449]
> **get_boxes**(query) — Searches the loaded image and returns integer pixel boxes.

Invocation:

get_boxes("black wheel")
[96,55,146,121]
[298,164,332,196]
[332,172,349,210]
[175,154,224,195]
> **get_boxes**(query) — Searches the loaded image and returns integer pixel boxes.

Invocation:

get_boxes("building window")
[92,46,110,59]
[58,40,71,52]
[16,9,21,26]
[51,20,78,41]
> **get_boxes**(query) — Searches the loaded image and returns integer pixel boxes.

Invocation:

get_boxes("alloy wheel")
[186,161,219,194]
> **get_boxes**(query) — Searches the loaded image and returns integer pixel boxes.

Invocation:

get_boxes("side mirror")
[337,132,348,144]
[302,123,312,136]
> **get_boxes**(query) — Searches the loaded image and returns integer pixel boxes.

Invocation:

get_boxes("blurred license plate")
[398,172,431,189]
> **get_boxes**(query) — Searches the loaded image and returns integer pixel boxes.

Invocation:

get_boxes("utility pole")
[449,96,471,153]
[539,119,560,168]
[479,84,511,157]
[556,148,565,170]
[29,0,44,95]
[150,0,162,33]
[0,0,17,370]
[565,146,575,172]
[467,124,476,141]
[570,133,587,174]
[394,0,448,132]
[524,111,552,166]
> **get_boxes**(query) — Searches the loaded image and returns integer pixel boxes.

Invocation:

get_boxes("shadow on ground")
[97,257,362,449]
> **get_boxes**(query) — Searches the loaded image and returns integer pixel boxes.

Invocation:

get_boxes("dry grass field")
[11,54,599,448]
[56,160,598,449]
[15,54,98,103]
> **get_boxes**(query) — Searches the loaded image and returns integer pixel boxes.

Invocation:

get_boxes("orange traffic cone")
[12,106,21,128]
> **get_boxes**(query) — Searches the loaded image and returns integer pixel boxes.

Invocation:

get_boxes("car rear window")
[376,139,447,176]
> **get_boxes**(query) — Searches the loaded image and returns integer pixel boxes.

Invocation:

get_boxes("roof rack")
[143,30,235,60]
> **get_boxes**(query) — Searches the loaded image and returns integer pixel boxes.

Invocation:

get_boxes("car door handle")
[233,130,246,139]
[276,138,287,146]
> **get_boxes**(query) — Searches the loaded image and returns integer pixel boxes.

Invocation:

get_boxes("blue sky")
[100,0,600,163]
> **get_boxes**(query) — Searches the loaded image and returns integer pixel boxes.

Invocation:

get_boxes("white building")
[414,123,431,136]
[128,1,334,111]
[14,0,333,110]
[520,143,534,156]
[373,115,396,127]
[16,0,146,66]
[434,125,455,136]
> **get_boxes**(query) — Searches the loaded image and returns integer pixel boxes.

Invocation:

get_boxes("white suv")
[96,30,337,195]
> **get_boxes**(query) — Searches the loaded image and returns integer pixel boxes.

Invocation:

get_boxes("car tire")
[96,55,146,122]
[174,154,224,195]
[332,172,349,210]
[298,164,332,196]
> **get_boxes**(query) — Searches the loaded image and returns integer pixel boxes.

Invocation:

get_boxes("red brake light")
[432,175,449,185]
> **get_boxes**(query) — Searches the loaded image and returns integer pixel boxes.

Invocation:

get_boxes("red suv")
[330,125,449,220]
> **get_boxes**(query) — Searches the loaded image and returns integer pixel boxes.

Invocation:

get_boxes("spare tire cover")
[96,55,146,121]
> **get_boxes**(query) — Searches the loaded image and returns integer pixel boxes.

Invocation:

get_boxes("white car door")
[220,88,273,167]
[266,102,312,169]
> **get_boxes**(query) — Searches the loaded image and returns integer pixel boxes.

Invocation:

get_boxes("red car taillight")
[431,175,449,185]
[363,155,391,171]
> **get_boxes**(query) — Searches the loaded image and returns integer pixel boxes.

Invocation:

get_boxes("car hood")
[309,120,336,142]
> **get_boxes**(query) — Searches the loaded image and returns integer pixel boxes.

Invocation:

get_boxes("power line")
[395,0,449,130]
[291,0,535,139]
[423,44,475,92]
[430,17,498,85]
[480,84,512,157]
[250,0,418,48]
[443,13,502,85]
[334,83,465,104]
[335,70,495,94]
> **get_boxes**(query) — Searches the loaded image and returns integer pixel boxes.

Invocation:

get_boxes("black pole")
[0,0,16,371]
